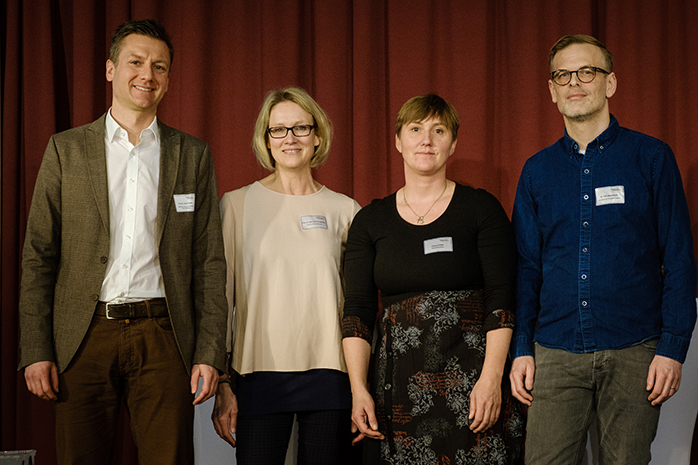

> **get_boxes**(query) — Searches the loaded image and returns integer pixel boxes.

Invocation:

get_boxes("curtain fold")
[2,1,697,463]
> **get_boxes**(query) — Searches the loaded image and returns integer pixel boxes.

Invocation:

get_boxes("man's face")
[548,43,616,123]
[106,34,170,116]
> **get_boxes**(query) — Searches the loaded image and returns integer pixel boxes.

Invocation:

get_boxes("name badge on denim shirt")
[595,185,625,206]
[424,237,453,254]
[301,215,328,230]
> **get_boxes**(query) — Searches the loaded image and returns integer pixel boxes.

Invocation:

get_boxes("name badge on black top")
[424,237,453,254]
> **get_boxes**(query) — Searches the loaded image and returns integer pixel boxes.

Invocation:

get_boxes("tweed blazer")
[18,114,228,374]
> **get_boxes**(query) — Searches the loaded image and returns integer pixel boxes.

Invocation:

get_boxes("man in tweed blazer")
[18,19,227,464]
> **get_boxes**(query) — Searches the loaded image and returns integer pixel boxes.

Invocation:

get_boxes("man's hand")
[647,355,682,406]
[509,356,535,406]
[211,382,238,447]
[191,364,219,405]
[24,361,59,401]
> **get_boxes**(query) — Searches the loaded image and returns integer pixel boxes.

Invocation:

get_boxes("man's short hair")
[252,87,333,171]
[109,19,174,66]
[549,34,613,72]
[395,93,460,141]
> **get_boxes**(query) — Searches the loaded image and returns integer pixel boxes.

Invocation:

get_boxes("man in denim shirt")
[510,34,696,465]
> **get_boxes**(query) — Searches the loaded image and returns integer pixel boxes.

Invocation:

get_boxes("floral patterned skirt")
[370,290,524,464]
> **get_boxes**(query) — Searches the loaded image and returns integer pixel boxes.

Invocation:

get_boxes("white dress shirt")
[100,110,165,303]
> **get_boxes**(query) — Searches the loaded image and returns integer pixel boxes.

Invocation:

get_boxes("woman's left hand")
[468,373,502,433]
[211,382,238,447]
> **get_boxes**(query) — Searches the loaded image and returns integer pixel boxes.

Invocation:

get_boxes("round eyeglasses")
[267,125,316,139]
[551,66,609,86]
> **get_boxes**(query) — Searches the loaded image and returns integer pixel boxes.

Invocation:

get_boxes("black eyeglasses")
[267,125,316,139]
[551,66,610,86]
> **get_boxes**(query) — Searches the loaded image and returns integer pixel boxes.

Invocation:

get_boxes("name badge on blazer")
[174,194,195,212]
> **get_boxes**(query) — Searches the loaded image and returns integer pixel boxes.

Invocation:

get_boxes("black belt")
[95,298,168,320]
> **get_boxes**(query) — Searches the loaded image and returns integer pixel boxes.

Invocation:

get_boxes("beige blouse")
[220,181,360,375]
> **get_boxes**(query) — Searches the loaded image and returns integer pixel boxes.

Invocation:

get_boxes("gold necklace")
[403,181,448,224]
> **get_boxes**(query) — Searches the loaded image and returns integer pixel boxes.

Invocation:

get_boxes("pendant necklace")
[403,181,448,224]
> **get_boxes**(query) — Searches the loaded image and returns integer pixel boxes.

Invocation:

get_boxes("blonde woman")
[212,87,360,464]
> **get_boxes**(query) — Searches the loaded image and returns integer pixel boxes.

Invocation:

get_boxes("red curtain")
[3,0,697,462]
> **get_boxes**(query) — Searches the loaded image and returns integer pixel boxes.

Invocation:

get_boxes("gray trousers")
[525,341,661,465]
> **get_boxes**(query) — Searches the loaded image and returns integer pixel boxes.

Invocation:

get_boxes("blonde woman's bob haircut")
[252,87,333,171]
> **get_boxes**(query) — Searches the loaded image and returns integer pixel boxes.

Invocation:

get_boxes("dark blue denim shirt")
[512,115,696,363]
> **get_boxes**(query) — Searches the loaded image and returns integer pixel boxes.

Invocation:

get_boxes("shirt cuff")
[341,315,373,343]
[511,335,534,359]
[655,332,692,364]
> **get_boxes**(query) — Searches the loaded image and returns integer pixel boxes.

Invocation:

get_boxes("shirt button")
[582,247,588,252]
[100,256,108,264]
[581,274,587,280]
[122,264,128,269]
[582,301,588,307]
[584,195,589,200]
[600,146,604,150]
[583,221,589,227]
[584,169,590,174]
[385,384,392,390]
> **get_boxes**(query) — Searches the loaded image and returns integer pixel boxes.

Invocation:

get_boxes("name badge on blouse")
[173,193,195,212]
[595,185,625,206]
[301,215,328,230]
[424,237,453,255]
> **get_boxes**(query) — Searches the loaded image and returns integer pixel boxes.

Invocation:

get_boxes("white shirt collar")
[106,108,160,144]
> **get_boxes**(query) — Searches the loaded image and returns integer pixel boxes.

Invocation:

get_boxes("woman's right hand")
[350,389,385,444]
[211,382,238,447]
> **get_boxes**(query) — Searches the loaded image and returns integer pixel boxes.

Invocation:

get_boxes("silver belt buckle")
[105,302,118,319]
